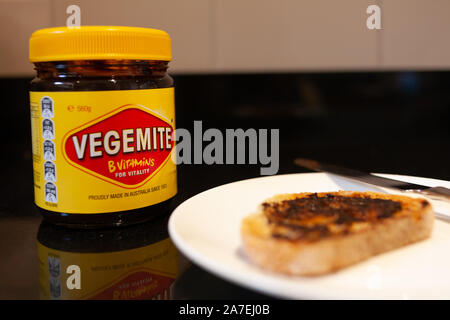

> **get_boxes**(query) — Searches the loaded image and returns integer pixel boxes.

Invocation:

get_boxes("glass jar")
[29,27,177,228]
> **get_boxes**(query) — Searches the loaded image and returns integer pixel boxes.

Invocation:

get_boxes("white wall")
[1,0,449,76]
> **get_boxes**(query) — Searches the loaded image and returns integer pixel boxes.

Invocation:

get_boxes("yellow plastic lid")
[29,26,171,62]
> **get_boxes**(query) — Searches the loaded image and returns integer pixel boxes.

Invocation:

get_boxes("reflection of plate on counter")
[168,172,450,299]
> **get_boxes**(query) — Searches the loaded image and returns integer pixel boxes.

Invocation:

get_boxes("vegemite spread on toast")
[262,192,429,242]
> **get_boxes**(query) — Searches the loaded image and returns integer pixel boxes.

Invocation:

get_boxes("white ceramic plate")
[168,172,450,299]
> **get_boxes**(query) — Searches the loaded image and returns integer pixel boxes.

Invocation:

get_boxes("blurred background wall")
[1,0,450,76]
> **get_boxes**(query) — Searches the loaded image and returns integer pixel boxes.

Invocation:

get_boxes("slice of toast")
[241,191,433,276]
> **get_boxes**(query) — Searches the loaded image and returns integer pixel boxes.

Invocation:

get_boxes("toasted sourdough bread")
[241,191,434,276]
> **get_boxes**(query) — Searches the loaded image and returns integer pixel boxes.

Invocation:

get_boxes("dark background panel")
[1,72,449,218]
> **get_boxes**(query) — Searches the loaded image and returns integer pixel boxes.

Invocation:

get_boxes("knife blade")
[294,158,450,202]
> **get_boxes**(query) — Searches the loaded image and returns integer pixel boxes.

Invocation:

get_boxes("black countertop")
[1,72,449,300]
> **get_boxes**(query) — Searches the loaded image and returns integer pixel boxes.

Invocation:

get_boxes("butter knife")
[294,158,450,203]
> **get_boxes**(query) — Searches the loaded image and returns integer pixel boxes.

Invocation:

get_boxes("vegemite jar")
[29,26,177,228]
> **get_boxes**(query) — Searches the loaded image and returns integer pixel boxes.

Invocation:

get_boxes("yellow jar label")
[30,88,176,213]
[37,238,179,300]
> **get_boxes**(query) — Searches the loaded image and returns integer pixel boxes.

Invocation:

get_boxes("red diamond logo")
[63,105,174,189]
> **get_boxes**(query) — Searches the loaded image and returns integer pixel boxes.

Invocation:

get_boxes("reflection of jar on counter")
[37,215,188,300]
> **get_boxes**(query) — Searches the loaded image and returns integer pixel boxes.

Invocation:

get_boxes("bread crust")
[241,191,434,276]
